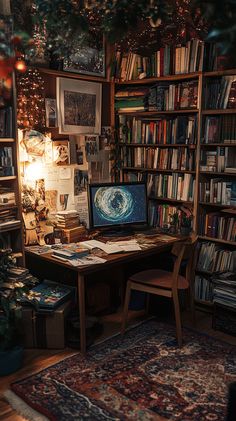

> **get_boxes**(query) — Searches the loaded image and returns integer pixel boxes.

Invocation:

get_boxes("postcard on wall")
[75,191,89,228]
[85,135,99,161]
[74,169,89,195]
[53,140,70,165]
[45,98,57,128]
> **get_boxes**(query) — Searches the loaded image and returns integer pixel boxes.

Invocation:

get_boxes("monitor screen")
[88,182,147,229]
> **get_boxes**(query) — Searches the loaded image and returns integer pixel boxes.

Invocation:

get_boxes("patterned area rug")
[6,320,236,421]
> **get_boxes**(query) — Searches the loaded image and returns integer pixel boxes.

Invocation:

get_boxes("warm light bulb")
[24,161,44,181]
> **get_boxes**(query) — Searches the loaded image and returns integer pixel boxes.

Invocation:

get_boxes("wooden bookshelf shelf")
[203,69,236,77]
[0,205,18,211]
[35,67,109,83]
[194,299,214,308]
[119,143,196,148]
[122,167,195,174]
[115,71,201,85]
[200,171,236,176]
[201,143,236,147]
[198,236,236,246]
[202,109,236,115]
[0,222,22,233]
[0,176,17,181]
[149,197,193,205]
[199,202,236,209]
[118,109,199,116]
[0,138,15,143]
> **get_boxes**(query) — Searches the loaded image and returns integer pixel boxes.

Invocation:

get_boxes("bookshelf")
[0,74,24,265]
[113,52,236,314]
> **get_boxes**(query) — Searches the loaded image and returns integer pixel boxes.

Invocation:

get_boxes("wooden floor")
[1,310,236,421]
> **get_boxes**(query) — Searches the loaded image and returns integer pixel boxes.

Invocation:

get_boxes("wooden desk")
[25,236,181,354]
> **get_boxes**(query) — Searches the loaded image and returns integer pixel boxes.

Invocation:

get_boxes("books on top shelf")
[112,40,204,81]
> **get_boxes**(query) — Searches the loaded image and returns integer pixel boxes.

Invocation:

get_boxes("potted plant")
[169,211,179,234]
[0,249,28,376]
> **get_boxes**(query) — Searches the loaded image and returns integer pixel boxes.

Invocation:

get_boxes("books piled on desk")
[56,210,80,229]
[51,244,89,261]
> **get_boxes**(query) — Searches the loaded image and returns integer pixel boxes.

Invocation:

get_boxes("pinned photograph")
[45,98,57,128]
[53,140,70,165]
[85,135,99,161]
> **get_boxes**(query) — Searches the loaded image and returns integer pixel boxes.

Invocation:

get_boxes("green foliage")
[0,250,27,351]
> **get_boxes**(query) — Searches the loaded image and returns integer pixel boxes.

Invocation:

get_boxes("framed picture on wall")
[56,77,102,135]
[63,31,105,77]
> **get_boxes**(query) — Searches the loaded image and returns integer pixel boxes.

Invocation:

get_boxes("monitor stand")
[100,226,134,238]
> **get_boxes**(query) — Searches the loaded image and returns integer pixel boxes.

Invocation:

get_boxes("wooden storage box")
[212,303,236,337]
[62,226,86,243]
[21,300,72,349]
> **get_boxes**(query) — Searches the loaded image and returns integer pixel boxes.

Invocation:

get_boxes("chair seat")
[129,269,189,290]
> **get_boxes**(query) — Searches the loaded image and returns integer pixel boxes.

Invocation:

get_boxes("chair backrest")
[171,237,197,290]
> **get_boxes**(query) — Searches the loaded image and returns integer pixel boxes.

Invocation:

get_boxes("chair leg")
[121,280,132,335]
[172,291,183,347]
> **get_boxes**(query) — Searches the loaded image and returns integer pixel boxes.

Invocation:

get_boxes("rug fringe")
[4,390,49,421]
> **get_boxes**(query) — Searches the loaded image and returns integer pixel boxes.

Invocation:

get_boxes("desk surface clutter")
[26,232,179,267]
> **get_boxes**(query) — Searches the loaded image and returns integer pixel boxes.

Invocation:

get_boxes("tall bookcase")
[113,65,236,313]
[0,73,24,265]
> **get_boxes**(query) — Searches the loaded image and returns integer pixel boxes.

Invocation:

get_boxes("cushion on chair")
[129,269,189,290]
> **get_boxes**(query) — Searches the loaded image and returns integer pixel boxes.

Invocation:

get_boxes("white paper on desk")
[70,256,107,266]
[119,244,141,251]
[79,239,121,254]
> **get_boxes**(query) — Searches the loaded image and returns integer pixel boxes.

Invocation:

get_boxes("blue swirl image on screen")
[91,185,146,226]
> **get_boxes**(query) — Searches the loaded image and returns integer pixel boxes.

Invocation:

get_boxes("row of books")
[199,211,236,242]
[196,241,236,273]
[0,146,14,176]
[115,81,198,112]
[213,272,236,309]
[112,40,205,81]
[203,76,236,109]
[148,203,178,228]
[0,207,20,230]
[0,187,15,205]
[203,116,236,144]
[0,107,13,138]
[148,81,198,111]
[122,147,195,172]
[194,275,213,302]
[199,180,236,206]
[146,173,195,202]
[118,115,197,145]
[200,148,236,173]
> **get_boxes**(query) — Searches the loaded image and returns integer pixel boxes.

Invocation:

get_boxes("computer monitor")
[88,181,148,231]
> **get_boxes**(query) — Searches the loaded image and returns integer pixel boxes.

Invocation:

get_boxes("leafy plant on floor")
[0,249,27,351]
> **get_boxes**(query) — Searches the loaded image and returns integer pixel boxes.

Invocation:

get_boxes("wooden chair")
[121,238,197,346]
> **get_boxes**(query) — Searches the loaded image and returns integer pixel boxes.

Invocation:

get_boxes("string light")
[17,69,45,130]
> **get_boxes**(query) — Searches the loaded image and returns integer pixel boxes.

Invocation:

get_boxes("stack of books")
[115,87,149,112]
[0,146,14,176]
[213,272,236,309]
[51,244,89,261]
[0,207,20,230]
[6,266,38,287]
[148,81,198,111]
[56,210,80,229]
[0,187,15,205]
